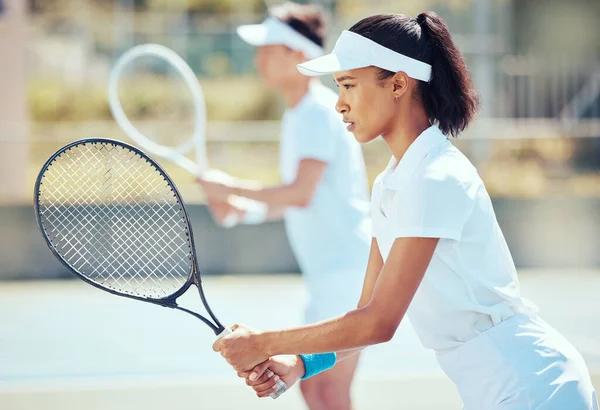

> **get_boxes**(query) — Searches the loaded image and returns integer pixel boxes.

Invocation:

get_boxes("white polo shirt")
[372,125,535,352]
[279,82,371,280]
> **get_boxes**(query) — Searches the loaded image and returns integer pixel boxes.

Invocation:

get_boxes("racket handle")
[216,327,288,399]
[215,326,233,340]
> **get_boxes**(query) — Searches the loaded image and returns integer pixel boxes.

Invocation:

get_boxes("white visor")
[236,17,324,60]
[297,30,432,82]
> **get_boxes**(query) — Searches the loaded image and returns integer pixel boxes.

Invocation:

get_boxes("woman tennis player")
[213,11,598,410]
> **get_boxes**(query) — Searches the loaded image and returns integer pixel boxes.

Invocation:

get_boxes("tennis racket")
[33,138,288,399]
[107,43,264,227]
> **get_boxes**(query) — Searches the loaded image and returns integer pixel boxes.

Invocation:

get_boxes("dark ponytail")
[349,12,480,137]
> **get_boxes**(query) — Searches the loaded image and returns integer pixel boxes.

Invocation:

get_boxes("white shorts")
[303,271,363,324]
[436,314,598,410]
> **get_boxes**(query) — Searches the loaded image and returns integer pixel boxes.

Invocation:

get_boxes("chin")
[353,130,379,144]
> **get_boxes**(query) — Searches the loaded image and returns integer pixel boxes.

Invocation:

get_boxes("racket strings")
[38,142,193,299]
[118,58,197,149]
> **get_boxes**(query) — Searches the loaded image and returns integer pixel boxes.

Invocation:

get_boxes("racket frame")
[107,44,254,228]
[33,137,225,335]
[107,43,208,176]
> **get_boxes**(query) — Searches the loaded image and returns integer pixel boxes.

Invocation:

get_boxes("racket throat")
[149,295,223,335]
[194,283,226,335]
[174,304,222,334]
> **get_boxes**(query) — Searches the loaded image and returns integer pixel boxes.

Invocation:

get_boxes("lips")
[343,119,355,131]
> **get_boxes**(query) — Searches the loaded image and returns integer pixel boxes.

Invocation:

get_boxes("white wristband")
[214,198,268,228]
[227,196,268,225]
[241,199,268,225]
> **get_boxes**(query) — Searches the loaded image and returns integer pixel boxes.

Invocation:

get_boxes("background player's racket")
[33,138,288,399]
[108,43,207,176]
[107,44,264,227]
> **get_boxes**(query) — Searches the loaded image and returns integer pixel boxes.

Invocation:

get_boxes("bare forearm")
[236,185,308,208]
[262,307,389,357]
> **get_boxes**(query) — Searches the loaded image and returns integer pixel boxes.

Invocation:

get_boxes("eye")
[342,84,354,90]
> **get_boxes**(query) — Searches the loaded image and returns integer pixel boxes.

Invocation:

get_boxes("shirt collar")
[382,124,449,190]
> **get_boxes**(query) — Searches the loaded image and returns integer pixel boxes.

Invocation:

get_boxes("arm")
[235,158,326,208]
[199,159,327,209]
[264,237,437,355]
[214,236,439,371]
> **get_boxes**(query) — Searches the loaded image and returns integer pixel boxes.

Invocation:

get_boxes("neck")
[382,101,431,162]
[280,77,316,108]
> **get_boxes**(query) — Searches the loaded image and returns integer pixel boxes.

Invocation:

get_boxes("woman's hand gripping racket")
[107,44,265,227]
[33,138,288,399]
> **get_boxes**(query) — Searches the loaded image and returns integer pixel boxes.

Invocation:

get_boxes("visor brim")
[297,53,368,77]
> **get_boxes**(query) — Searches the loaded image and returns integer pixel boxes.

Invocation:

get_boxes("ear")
[392,72,410,99]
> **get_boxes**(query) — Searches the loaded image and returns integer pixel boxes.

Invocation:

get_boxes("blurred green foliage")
[29,76,282,121]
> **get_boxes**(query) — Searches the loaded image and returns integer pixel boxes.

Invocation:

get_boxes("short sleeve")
[391,175,474,241]
[292,107,338,163]
[370,173,385,221]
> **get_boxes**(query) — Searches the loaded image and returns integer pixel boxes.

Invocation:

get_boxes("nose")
[335,95,348,114]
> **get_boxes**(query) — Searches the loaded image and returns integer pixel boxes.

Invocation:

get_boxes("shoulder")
[411,143,481,199]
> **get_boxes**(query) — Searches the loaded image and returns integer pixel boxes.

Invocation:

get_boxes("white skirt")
[436,314,598,410]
